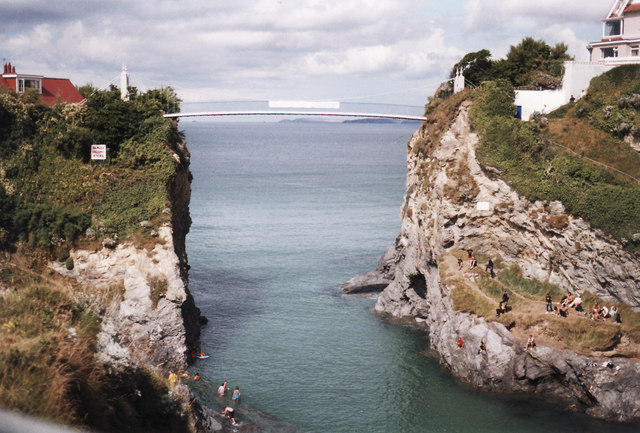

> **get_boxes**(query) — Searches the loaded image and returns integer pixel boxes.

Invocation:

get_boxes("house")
[514,0,640,120]
[588,0,640,64]
[0,62,85,105]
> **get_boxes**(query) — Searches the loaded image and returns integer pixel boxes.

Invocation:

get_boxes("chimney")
[11,64,15,74]
[2,63,5,74]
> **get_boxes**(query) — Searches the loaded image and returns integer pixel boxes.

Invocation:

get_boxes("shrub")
[65,257,74,270]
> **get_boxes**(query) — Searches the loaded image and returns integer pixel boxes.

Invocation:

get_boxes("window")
[602,47,618,58]
[632,45,639,57]
[604,19,621,36]
[17,78,42,94]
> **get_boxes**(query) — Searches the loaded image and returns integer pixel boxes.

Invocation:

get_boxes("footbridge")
[162,100,426,122]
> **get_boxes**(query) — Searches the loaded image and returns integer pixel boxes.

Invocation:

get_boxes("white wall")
[514,89,565,120]
[515,61,614,120]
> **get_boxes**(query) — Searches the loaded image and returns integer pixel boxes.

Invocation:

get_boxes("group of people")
[545,292,621,323]
[218,381,241,425]
[168,370,201,388]
[591,301,621,323]
[496,290,510,316]
[458,249,495,279]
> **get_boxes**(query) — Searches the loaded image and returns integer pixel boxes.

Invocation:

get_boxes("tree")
[452,37,575,91]
[450,49,494,87]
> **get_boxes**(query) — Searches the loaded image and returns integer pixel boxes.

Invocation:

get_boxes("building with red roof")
[0,62,85,105]
[588,0,640,64]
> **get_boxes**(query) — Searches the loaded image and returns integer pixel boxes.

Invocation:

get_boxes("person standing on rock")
[467,248,473,267]
[168,370,178,388]
[485,259,495,278]
[545,293,553,313]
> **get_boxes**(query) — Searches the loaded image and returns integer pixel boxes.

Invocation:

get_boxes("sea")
[182,121,638,433]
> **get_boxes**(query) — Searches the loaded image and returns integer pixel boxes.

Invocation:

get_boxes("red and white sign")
[91,144,107,160]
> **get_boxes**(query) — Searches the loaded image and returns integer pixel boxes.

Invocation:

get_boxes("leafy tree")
[452,37,574,91]
[450,49,494,87]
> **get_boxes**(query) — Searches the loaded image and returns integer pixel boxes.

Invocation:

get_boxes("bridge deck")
[163,110,426,121]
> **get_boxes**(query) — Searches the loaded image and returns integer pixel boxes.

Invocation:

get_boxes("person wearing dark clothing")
[485,259,495,278]
[545,293,553,313]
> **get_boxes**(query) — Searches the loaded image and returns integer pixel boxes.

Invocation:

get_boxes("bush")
[469,71,640,253]
[65,257,74,270]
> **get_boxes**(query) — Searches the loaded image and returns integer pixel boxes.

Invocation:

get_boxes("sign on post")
[91,144,107,160]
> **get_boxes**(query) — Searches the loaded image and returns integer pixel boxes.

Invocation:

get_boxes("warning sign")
[91,144,107,160]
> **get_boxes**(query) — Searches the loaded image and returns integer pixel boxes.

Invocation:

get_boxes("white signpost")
[91,144,107,160]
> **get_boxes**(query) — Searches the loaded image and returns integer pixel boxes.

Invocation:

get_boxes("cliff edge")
[356,97,640,421]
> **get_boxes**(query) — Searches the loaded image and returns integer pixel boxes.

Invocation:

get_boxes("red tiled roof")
[41,78,85,105]
[624,4,640,13]
[0,75,84,105]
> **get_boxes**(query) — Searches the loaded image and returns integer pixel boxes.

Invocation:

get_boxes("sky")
[0,0,611,109]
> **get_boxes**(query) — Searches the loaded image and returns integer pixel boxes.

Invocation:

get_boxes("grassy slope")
[443,251,640,357]
[469,67,640,254]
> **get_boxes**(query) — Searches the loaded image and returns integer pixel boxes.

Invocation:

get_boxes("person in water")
[193,373,201,381]
[218,381,229,397]
[232,386,241,403]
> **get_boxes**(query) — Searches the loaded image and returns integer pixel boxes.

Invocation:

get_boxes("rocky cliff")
[48,150,227,432]
[52,154,200,373]
[357,100,640,421]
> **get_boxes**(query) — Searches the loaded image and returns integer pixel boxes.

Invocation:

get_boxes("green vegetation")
[0,82,188,430]
[468,70,640,253]
[450,37,573,89]
[0,83,184,249]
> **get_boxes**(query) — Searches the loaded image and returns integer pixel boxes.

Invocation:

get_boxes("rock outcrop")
[49,150,224,431]
[51,159,200,373]
[360,101,640,421]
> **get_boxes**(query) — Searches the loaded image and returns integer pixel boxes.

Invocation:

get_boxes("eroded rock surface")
[367,103,640,421]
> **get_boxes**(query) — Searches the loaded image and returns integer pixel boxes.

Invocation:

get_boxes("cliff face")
[51,157,200,373]
[372,102,640,421]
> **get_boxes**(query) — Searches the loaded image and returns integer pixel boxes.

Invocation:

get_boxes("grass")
[0,266,191,432]
[452,284,496,317]
[468,70,640,253]
[494,264,564,301]
[442,252,640,355]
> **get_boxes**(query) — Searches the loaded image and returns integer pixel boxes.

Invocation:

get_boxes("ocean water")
[183,121,638,433]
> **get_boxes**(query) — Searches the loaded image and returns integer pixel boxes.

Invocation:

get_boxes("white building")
[515,0,640,120]
[588,0,640,64]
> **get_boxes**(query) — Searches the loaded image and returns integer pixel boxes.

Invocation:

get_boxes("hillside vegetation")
[0,85,192,431]
[468,66,640,254]
[449,37,573,91]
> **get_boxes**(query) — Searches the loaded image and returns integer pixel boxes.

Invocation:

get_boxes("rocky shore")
[346,102,640,422]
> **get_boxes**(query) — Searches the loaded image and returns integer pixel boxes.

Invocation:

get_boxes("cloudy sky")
[0,0,609,108]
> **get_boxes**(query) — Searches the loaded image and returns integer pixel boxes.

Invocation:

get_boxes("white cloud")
[464,0,605,32]
[0,0,615,105]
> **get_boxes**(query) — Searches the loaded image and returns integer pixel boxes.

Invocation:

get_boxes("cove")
[183,122,637,433]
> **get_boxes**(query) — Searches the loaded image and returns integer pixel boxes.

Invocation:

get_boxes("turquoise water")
[183,122,638,433]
